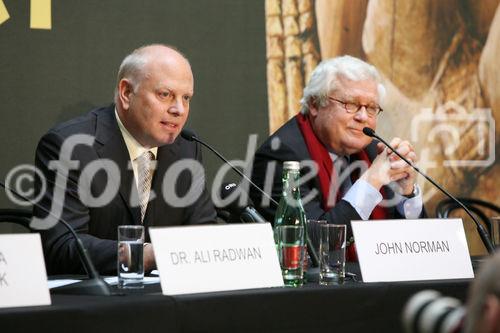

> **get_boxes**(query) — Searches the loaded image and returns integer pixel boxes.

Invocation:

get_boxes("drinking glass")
[319,224,346,285]
[117,225,144,288]
[306,219,327,253]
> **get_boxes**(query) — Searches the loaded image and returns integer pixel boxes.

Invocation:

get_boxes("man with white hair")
[250,56,424,238]
[34,44,216,275]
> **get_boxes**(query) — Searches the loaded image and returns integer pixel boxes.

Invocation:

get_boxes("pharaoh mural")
[265,0,500,254]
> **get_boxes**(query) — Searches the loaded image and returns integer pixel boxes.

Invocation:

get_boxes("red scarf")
[296,113,389,260]
[296,113,389,217]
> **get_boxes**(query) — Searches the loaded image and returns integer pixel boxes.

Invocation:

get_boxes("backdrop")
[264,0,500,254]
[1,0,498,254]
[0,0,268,211]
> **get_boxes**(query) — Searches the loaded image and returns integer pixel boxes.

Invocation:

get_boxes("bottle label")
[282,245,301,269]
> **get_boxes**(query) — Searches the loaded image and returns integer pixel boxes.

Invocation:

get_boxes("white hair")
[299,55,386,114]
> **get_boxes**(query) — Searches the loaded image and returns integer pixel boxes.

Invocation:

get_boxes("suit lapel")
[94,106,141,225]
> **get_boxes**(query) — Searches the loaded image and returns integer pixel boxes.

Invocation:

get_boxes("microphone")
[218,182,267,223]
[181,129,278,207]
[0,180,111,295]
[181,129,320,267]
[363,127,495,254]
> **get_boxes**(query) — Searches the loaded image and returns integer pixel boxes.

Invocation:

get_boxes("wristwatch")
[404,184,419,199]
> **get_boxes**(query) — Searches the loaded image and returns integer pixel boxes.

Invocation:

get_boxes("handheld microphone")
[363,127,495,254]
[181,129,320,267]
[218,182,267,223]
[0,180,111,295]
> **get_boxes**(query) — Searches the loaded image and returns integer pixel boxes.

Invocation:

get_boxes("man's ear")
[308,98,319,117]
[118,79,134,110]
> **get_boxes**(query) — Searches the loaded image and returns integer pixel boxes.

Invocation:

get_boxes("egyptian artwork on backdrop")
[264,0,500,254]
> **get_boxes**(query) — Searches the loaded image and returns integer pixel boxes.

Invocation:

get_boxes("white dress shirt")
[115,109,158,187]
[330,153,423,220]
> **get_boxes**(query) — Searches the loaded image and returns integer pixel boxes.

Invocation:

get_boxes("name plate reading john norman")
[351,219,474,282]
[149,223,284,295]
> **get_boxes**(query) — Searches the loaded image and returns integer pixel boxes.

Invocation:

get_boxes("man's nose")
[354,105,369,121]
[168,98,187,116]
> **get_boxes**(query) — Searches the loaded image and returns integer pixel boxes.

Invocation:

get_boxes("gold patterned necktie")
[136,151,155,223]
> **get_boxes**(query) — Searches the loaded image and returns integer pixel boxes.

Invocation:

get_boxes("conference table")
[0,263,475,333]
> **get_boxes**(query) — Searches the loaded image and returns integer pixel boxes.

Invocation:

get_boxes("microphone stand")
[363,127,495,254]
[1,181,111,295]
[185,133,278,207]
[181,130,320,267]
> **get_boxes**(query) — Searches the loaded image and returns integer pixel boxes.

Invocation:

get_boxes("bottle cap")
[283,161,300,171]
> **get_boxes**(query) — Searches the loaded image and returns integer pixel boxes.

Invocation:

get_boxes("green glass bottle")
[274,161,307,287]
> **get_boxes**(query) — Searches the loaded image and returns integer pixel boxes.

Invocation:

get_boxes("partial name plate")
[0,234,51,308]
[150,223,284,295]
[352,219,474,282]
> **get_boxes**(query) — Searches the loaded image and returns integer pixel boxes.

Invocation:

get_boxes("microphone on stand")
[362,127,495,254]
[180,129,278,206]
[180,129,320,267]
[218,182,267,223]
[0,180,111,295]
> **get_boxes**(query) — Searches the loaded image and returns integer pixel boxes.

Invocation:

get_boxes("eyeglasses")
[328,97,383,117]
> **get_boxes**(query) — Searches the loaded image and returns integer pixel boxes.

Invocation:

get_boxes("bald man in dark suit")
[34,45,216,275]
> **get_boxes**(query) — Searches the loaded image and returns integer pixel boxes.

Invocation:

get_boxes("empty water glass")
[319,224,346,285]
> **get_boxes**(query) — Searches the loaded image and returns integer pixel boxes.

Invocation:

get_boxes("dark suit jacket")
[250,116,408,233]
[34,105,216,275]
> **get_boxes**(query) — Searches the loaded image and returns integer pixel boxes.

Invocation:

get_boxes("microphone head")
[362,127,375,137]
[180,128,197,141]
[218,182,254,214]
[220,182,238,201]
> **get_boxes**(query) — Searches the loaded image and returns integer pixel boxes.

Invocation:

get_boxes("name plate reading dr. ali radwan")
[351,219,474,282]
[149,223,284,295]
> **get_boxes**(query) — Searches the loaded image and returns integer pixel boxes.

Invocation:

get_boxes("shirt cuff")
[343,179,383,220]
[395,184,423,219]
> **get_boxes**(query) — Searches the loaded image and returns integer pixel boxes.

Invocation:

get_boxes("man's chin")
[344,141,371,155]
[158,133,179,146]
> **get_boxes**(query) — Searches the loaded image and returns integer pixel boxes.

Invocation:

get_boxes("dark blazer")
[250,116,407,232]
[34,105,216,275]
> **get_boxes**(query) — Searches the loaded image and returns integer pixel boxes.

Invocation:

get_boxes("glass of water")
[306,219,327,252]
[319,224,346,285]
[117,225,144,288]
[277,225,305,287]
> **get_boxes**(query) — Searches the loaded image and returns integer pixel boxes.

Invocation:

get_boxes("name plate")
[0,234,51,308]
[351,219,474,282]
[149,223,284,295]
